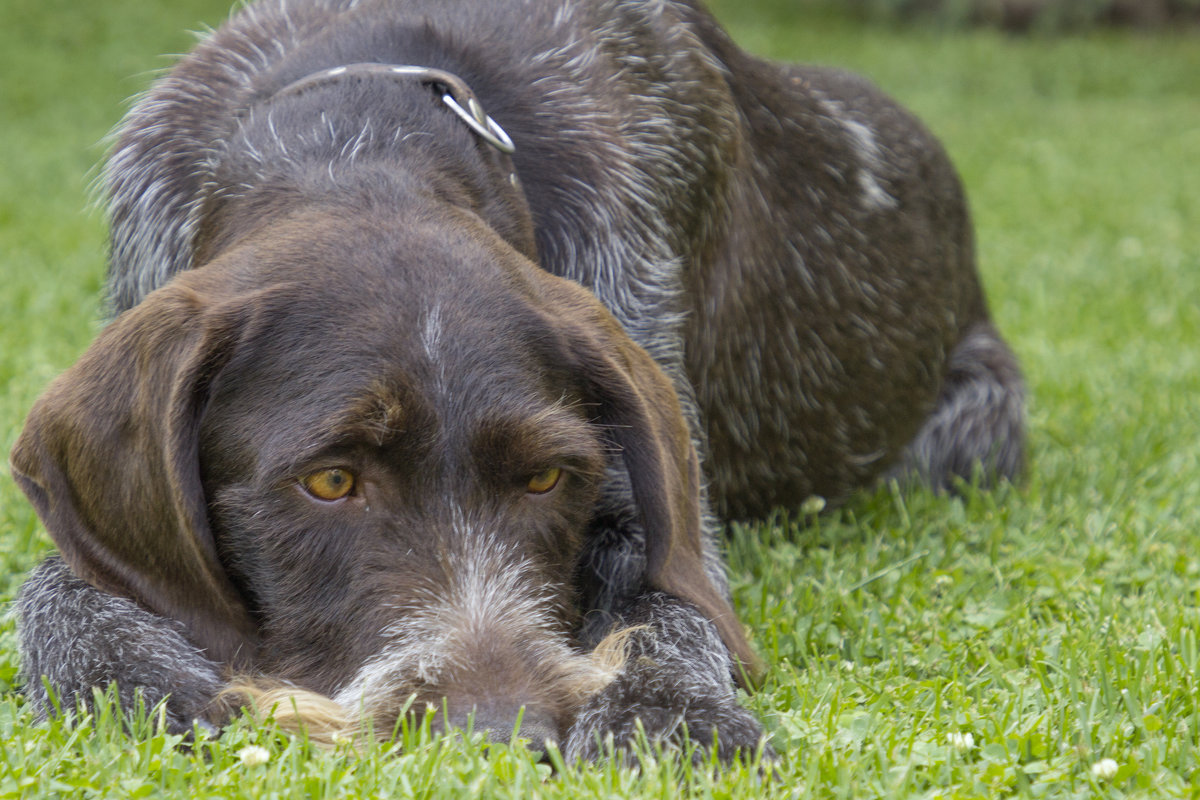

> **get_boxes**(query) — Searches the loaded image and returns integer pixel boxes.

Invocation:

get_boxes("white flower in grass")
[801,495,826,515]
[948,732,974,750]
[1091,758,1119,780]
[238,745,271,767]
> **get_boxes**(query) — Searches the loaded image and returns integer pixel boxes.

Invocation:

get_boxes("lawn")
[2,0,1198,797]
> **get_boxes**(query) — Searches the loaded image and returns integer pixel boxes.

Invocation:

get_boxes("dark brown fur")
[12,0,1023,757]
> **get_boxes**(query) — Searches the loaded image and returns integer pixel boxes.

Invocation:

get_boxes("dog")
[11,0,1024,761]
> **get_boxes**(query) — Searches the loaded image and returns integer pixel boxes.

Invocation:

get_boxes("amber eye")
[526,466,562,495]
[301,468,356,501]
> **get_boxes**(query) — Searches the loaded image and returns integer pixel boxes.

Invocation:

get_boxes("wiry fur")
[891,323,1026,486]
[14,0,1024,762]
[15,556,224,732]
[566,594,762,762]
[223,627,640,749]
[324,523,620,742]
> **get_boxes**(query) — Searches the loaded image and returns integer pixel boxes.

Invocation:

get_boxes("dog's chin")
[220,627,639,750]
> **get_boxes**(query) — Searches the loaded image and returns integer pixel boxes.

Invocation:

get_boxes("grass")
[2,0,1198,796]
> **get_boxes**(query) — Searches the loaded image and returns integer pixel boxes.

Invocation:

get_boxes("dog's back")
[683,54,1023,515]
[103,0,1022,520]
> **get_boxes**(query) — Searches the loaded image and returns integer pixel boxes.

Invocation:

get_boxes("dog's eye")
[526,467,562,495]
[301,468,356,501]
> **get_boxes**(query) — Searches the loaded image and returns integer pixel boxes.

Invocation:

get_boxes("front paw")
[563,657,770,763]
[16,556,227,737]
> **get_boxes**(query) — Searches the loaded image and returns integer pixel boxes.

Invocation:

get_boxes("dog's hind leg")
[15,556,226,734]
[892,321,1026,490]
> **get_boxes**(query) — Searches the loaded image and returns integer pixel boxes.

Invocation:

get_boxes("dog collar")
[273,63,516,155]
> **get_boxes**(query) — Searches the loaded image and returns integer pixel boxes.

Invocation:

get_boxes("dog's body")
[12,0,1023,758]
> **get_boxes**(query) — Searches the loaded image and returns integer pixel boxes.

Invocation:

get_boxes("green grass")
[3,0,1199,796]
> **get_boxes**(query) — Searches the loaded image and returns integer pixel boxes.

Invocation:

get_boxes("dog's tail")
[892,321,1026,490]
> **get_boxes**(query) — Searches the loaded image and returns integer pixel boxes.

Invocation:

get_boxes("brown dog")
[13,0,1023,760]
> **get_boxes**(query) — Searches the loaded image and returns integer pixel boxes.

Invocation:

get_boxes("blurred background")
[713,0,1200,31]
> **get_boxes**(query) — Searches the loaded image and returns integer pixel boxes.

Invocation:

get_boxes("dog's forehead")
[207,208,556,357]
[198,220,586,474]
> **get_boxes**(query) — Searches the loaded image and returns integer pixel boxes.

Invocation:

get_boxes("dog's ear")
[549,282,761,685]
[10,281,260,667]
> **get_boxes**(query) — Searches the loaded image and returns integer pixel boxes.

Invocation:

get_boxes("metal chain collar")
[273,63,516,154]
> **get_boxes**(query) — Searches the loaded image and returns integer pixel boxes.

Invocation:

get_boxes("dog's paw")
[16,556,228,738]
[562,657,770,763]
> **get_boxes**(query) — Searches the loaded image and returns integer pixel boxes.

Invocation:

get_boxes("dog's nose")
[448,702,558,755]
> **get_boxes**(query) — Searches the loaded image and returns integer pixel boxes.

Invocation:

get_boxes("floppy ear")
[550,284,761,685]
[10,283,260,667]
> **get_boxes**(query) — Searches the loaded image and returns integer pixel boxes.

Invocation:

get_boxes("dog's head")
[11,204,754,742]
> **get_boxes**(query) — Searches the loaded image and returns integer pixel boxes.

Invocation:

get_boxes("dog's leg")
[891,321,1026,489]
[15,556,225,734]
[570,504,766,763]
[566,590,766,762]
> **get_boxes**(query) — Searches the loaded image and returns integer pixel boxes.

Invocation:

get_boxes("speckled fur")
[566,592,765,761]
[15,0,1023,761]
[16,557,225,734]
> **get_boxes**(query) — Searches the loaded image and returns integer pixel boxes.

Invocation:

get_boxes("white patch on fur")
[816,96,897,212]
[839,117,897,211]
[420,301,450,401]
[421,302,443,362]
